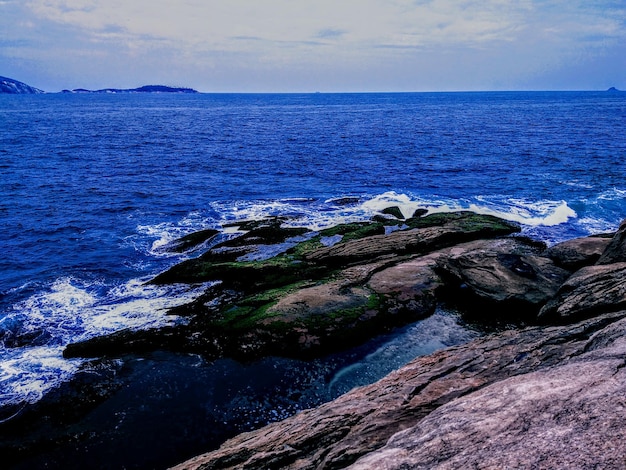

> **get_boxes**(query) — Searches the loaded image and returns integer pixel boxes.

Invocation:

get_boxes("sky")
[1,0,625,92]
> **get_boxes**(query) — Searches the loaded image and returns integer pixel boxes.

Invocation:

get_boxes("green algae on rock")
[65,212,522,361]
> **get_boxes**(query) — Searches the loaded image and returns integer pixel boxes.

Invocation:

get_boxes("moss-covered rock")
[66,212,522,361]
[381,206,405,220]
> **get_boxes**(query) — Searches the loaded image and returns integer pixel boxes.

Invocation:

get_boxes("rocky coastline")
[168,213,626,469]
[2,209,626,469]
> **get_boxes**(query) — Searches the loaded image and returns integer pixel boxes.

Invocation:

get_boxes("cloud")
[316,29,347,40]
[22,1,624,54]
[4,0,626,91]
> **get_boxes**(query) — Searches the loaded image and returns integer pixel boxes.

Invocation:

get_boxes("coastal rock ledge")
[173,218,626,470]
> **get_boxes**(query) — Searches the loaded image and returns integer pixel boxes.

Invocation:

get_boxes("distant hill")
[63,85,198,94]
[0,76,44,94]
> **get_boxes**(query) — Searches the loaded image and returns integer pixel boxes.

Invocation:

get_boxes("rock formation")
[173,219,626,470]
[63,212,523,360]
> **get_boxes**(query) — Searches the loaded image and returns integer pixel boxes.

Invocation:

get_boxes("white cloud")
[4,0,626,91]
[23,0,624,55]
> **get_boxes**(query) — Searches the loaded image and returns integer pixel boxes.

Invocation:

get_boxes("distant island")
[0,76,44,94]
[0,75,198,94]
[62,85,198,94]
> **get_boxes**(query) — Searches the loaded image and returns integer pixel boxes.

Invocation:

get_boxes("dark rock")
[546,236,611,270]
[166,229,219,253]
[63,326,196,359]
[596,218,626,265]
[367,251,444,316]
[150,222,313,286]
[305,212,520,266]
[538,262,626,323]
[411,208,428,218]
[435,238,570,321]
[172,311,626,470]
[380,206,404,220]
[326,197,362,206]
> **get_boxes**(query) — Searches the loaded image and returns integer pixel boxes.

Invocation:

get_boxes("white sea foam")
[0,276,212,406]
[141,193,581,246]
[359,191,577,227]
[0,346,79,407]
[360,192,425,219]
[466,200,577,226]
[597,187,626,201]
[137,210,220,255]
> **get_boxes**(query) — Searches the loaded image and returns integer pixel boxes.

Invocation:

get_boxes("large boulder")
[435,238,571,321]
[545,236,611,270]
[367,251,445,316]
[173,311,626,470]
[596,218,626,265]
[538,262,626,323]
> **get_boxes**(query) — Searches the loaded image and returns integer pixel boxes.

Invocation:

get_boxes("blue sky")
[1,0,625,92]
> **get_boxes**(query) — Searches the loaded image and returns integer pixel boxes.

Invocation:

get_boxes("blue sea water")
[0,91,625,462]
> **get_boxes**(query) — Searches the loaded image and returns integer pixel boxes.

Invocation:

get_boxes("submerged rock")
[164,228,220,253]
[380,206,405,220]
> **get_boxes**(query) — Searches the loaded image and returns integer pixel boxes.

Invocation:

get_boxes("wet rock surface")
[545,235,611,270]
[435,237,571,321]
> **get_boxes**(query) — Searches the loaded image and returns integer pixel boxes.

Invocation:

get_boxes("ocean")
[1,91,625,467]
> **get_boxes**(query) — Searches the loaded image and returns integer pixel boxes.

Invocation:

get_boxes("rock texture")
[538,262,626,323]
[597,218,626,265]
[546,235,611,270]
[435,237,570,320]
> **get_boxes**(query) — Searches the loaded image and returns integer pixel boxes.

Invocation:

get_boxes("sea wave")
[359,191,578,227]
[134,192,584,255]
